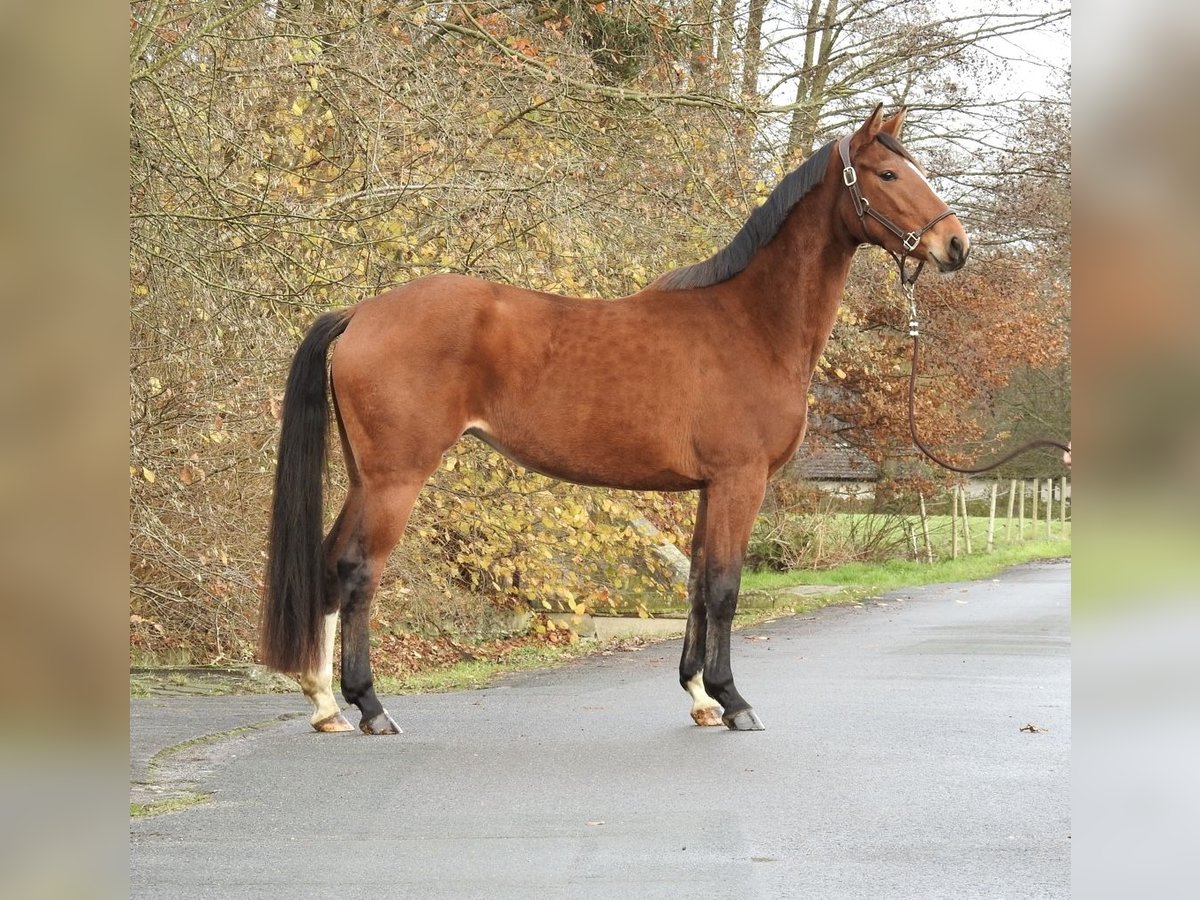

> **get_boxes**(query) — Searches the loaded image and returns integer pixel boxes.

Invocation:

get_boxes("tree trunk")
[689,0,715,77]
[715,0,738,88]
[787,0,839,159]
[741,0,766,102]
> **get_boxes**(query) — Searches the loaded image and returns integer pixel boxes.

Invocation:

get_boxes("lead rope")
[903,279,1070,474]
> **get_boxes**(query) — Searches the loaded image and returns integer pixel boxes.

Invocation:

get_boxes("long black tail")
[261,309,353,673]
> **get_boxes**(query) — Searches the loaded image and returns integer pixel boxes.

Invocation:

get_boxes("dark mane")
[656,140,835,291]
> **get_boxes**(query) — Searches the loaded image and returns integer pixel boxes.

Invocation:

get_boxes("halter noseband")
[837,135,957,288]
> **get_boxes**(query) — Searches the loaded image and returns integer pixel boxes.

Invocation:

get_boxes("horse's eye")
[879,170,897,182]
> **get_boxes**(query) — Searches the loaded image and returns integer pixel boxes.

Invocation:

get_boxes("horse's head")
[838,105,969,274]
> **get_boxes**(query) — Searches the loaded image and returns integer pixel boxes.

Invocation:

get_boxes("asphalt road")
[130,560,1070,899]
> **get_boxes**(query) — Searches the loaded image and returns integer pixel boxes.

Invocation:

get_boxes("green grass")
[143,714,302,772]
[131,713,305,818]
[742,536,1070,598]
[130,792,210,818]
[372,641,590,695]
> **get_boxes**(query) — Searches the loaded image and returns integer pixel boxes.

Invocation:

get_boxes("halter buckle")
[903,231,921,252]
[842,166,857,187]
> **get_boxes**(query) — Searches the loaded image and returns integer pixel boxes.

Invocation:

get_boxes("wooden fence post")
[1046,478,1054,539]
[1006,479,1016,541]
[960,484,973,555]
[987,481,998,553]
[1060,476,1068,535]
[1031,478,1039,535]
[919,492,934,564]
[951,485,959,560]
[1018,480,1026,540]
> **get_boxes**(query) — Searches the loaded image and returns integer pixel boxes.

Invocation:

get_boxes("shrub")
[749,482,914,571]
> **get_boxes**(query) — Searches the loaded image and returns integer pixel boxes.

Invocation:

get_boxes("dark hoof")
[723,708,765,731]
[360,710,402,735]
[691,706,724,727]
[312,711,354,733]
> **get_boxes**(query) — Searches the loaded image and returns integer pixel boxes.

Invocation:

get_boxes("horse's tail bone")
[261,309,353,673]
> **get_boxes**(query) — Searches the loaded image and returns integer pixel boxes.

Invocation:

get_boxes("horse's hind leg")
[680,490,722,726]
[339,479,425,735]
[297,497,360,733]
[299,611,352,732]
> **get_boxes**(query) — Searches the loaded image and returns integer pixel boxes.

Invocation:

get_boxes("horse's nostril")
[948,235,966,265]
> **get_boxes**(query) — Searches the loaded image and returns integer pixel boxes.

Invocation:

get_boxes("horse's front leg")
[679,489,722,726]
[701,474,768,731]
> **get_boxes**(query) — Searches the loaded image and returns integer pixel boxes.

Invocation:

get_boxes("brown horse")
[261,105,969,734]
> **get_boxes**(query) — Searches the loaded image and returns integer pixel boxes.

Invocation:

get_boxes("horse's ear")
[880,108,906,140]
[851,103,885,148]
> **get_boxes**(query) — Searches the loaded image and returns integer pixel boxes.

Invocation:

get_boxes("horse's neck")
[734,188,856,373]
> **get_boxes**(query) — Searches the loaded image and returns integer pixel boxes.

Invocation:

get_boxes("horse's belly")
[463,425,702,492]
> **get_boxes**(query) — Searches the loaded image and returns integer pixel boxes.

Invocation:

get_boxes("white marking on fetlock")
[685,670,721,723]
[299,612,342,725]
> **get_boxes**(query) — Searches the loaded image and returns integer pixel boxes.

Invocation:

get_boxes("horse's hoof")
[691,706,724,727]
[360,711,402,735]
[723,708,765,731]
[312,711,354,733]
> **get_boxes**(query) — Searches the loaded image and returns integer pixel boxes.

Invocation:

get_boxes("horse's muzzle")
[934,234,969,272]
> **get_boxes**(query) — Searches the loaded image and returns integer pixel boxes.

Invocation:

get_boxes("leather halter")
[837,135,957,287]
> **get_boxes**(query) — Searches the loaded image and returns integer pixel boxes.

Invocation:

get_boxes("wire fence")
[920,477,1072,562]
[749,476,1072,572]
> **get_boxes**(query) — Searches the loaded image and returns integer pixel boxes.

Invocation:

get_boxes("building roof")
[792,440,879,481]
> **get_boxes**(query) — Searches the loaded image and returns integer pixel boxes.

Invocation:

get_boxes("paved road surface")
[130,561,1070,899]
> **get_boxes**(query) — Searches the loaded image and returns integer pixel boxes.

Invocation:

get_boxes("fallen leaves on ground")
[370,631,533,679]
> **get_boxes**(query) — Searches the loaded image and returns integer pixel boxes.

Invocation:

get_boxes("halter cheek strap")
[837,135,957,287]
